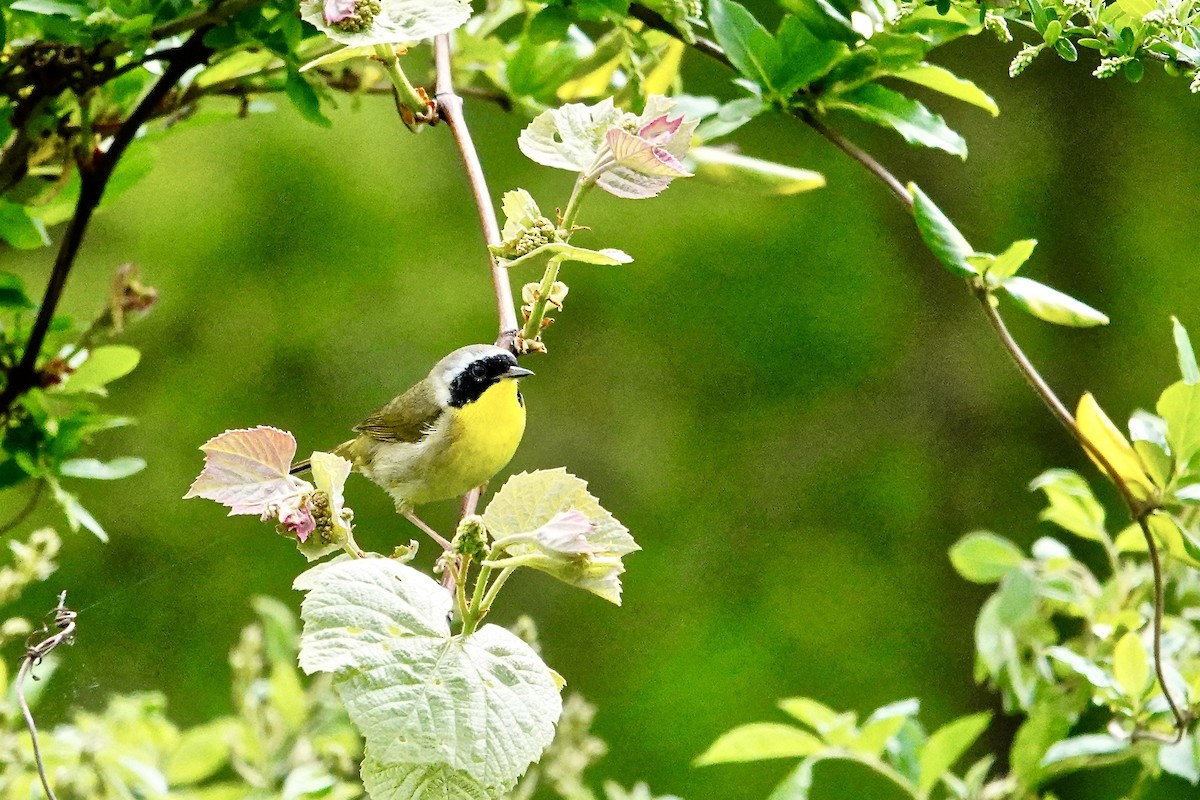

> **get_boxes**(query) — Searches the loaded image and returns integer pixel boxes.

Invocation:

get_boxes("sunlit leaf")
[695,723,823,765]
[296,558,562,796]
[1028,469,1107,543]
[917,713,991,794]
[908,183,976,277]
[1112,631,1150,702]
[950,531,1024,583]
[59,345,141,395]
[891,63,999,116]
[1075,393,1155,502]
[184,426,311,516]
[1000,277,1108,327]
[1173,317,1199,385]
[1157,381,1200,475]
[688,147,825,195]
[833,85,967,158]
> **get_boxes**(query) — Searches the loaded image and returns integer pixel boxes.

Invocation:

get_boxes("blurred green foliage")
[2,14,1200,799]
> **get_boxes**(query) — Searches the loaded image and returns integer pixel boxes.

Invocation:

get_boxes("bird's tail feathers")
[290,439,356,476]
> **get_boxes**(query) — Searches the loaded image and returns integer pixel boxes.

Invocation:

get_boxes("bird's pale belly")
[358,380,526,509]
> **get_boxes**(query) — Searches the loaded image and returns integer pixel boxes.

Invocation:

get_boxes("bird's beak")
[504,365,535,379]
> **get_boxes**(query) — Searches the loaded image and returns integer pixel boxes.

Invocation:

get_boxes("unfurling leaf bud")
[391,540,420,563]
[453,514,491,558]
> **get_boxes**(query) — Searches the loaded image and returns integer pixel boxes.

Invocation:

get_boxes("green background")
[3,23,1200,800]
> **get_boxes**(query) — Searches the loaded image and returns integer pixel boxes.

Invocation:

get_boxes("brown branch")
[432,34,520,351]
[0,32,214,415]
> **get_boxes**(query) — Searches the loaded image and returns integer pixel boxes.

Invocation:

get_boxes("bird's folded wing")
[353,383,444,443]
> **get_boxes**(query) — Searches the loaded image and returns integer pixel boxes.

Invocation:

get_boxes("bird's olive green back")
[353,380,444,443]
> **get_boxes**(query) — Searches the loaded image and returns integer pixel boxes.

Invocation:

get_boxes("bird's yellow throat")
[450,377,526,468]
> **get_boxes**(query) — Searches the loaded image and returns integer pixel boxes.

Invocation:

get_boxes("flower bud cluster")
[453,515,491,559]
[984,11,1012,42]
[515,217,559,256]
[330,0,381,32]
[1009,44,1043,77]
[1093,55,1132,78]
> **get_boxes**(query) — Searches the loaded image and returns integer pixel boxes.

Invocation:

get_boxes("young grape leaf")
[295,558,562,797]
[184,426,311,516]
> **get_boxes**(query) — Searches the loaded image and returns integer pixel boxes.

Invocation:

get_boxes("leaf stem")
[520,257,565,343]
[373,44,431,127]
[461,563,493,635]
[432,34,520,350]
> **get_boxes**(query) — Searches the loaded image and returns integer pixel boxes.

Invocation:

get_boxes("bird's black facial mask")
[448,354,521,407]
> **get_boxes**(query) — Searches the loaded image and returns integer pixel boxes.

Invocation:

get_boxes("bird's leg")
[402,510,452,550]
[459,483,486,518]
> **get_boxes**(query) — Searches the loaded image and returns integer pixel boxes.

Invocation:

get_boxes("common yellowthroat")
[293,344,532,520]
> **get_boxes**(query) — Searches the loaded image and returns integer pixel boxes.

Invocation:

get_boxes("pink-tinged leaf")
[184,426,312,515]
[532,510,597,556]
[323,0,356,23]
[605,128,693,178]
[637,114,684,143]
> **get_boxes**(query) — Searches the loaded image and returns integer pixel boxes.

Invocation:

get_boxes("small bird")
[292,344,532,537]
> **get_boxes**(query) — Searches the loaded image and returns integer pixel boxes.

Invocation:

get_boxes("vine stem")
[0,32,214,416]
[432,33,520,351]
[629,4,1190,738]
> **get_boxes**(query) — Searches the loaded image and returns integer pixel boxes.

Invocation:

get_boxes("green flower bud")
[453,514,491,558]
[1093,55,1131,79]
[1009,44,1042,78]
[331,0,381,33]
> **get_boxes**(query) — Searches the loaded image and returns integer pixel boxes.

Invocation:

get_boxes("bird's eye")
[470,362,486,380]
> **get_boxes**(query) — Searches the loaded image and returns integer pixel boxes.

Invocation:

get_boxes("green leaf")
[908,183,976,278]
[10,0,85,17]
[779,0,857,42]
[688,147,825,195]
[498,189,545,243]
[917,713,991,794]
[60,345,141,395]
[1112,631,1150,702]
[166,721,235,785]
[483,468,638,604]
[986,239,1037,280]
[768,758,818,800]
[295,558,561,797]
[1158,736,1200,785]
[1028,469,1107,543]
[777,697,840,732]
[1173,317,1199,385]
[708,0,782,93]
[499,243,633,271]
[774,16,846,96]
[1009,689,1083,786]
[834,85,967,158]
[1041,733,1129,767]
[59,456,146,480]
[949,531,1024,583]
[0,199,50,249]
[1157,381,1200,474]
[49,479,107,541]
[854,699,918,757]
[0,271,35,308]
[695,723,823,765]
[891,63,999,116]
[1129,410,1172,488]
[284,69,331,127]
[1000,276,1109,327]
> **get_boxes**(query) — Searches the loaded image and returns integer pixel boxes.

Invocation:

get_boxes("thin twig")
[432,34,520,350]
[0,32,213,415]
[17,591,78,800]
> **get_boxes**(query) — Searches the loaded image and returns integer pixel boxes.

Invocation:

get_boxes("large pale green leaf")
[295,558,562,796]
[695,723,823,765]
[483,468,638,604]
[834,85,967,158]
[891,63,999,116]
[498,243,633,271]
[298,0,471,46]
[1158,381,1200,474]
[908,183,975,278]
[1000,277,1109,327]
[917,713,991,793]
[708,0,782,92]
